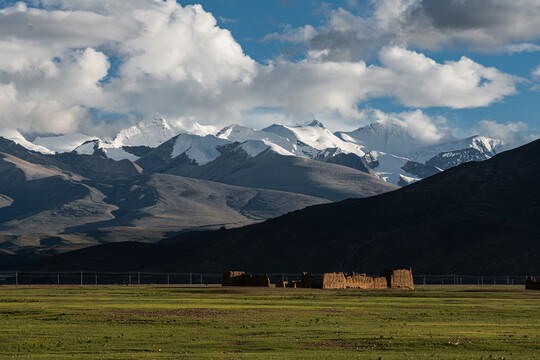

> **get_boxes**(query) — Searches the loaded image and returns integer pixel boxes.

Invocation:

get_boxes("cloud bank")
[0,0,532,141]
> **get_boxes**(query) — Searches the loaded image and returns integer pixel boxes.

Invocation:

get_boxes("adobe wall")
[373,277,388,289]
[322,272,347,289]
[525,276,540,290]
[322,272,377,289]
[381,267,414,290]
[322,268,414,290]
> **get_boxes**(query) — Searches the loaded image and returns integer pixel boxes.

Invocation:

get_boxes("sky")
[0,0,539,148]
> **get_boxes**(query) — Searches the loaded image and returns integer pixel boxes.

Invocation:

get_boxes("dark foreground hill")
[38,139,540,275]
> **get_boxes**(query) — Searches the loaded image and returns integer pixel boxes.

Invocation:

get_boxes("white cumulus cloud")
[479,120,539,148]
[0,0,527,140]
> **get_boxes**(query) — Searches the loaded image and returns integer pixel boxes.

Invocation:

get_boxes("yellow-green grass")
[0,285,538,359]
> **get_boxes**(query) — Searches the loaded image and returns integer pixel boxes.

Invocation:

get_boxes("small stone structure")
[222,271,270,287]
[525,276,540,290]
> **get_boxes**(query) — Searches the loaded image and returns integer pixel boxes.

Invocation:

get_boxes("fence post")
[423,275,426,285]
[57,274,60,286]
[167,274,170,285]
[95,275,98,286]
[200,274,203,285]
[507,276,509,285]
[129,275,131,286]
[493,276,496,285]
[15,271,18,285]
[80,271,83,286]
[190,273,192,285]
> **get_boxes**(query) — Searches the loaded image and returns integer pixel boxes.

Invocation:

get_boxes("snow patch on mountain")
[74,139,139,161]
[409,136,503,162]
[366,151,421,185]
[335,120,422,157]
[33,134,98,154]
[113,117,217,148]
[0,129,54,154]
[264,120,365,157]
[171,134,230,165]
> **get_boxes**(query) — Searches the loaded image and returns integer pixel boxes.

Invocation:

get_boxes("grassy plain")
[0,285,538,359]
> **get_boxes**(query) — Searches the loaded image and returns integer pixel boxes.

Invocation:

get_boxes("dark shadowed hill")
[37,139,540,275]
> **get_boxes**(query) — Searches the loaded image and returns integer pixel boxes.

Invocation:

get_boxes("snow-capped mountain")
[262,120,365,157]
[171,134,231,165]
[6,116,509,187]
[0,129,54,154]
[335,120,419,157]
[409,136,503,163]
[361,151,440,186]
[73,139,140,162]
[216,121,365,160]
[425,148,490,170]
[30,117,218,156]
[33,134,99,154]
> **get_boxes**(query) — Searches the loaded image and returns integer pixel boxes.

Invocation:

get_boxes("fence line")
[0,271,535,286]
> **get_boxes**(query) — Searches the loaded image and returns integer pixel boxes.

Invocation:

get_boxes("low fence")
[0,271,535,286]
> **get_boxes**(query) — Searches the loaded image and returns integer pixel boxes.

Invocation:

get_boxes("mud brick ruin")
[380,267,415,290]
[525,276,540,290]
[223,267,414,290]
[321,267,414,290]
[222,271,270,287]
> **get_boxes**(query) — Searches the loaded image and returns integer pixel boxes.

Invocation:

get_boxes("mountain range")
[0,116,515,269]
[38,138,540,275]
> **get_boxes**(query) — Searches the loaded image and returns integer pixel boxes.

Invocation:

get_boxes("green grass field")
[0,285,538,359]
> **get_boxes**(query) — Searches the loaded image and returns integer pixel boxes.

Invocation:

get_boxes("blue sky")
[0,0,539,146]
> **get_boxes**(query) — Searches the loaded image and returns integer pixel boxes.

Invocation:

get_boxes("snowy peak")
[74,139,139,162]
[113,117,176,148]
[308,120,326,128]
[262,121,365,157]
[113,116,217,148]
[33,134,99,154]
[0,129,54,154]
[425,148,490,170]
[410,135,504,163]
[171,134,230,165]
[335,120,418,157]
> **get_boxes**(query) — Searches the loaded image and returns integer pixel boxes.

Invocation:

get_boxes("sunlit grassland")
[0,285,538,359]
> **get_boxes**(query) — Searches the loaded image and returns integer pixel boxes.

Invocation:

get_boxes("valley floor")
[0,285,538,359]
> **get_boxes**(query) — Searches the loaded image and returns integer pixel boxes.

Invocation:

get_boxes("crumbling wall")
[222,271,270,287]
[322,272,380,289]
[381,267,414,290]
[322,272,348,289]
[526,276,540,290]
[373,277,388,289]
[345,273,374,289]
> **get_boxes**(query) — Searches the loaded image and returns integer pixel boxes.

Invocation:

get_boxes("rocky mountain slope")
[38,139,540,275]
